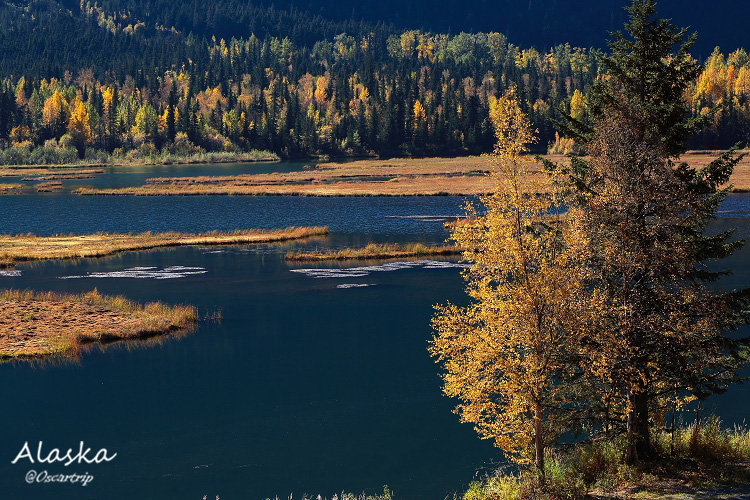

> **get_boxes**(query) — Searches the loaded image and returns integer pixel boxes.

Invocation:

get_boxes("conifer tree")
[546,0,750,462]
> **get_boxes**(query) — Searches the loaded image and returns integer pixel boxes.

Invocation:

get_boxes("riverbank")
[70,152,750,196]
[286,243,462,261]
[0,227,329,268]
[0,289,197,359]
[0,147,279,168]
[464,419,750,499]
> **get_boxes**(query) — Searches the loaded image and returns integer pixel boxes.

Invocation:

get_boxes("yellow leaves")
[68,99,90,143]
[430,88,592,465]
[160,106,178,130]
[314,76,329,105]
[102,87,114,116]
[488,87,535,159]
[412,100,426,128]
[42,89,71,132]
[570,89,586,122]
[400,31,416,58]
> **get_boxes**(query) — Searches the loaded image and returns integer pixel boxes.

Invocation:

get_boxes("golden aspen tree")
[67,98,91,157]
[430,88,594,475]
[412,100,426,129]
[569,89,586,122]
[41,89,70,138]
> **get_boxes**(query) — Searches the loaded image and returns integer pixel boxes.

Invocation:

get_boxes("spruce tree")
[546,0,750,463]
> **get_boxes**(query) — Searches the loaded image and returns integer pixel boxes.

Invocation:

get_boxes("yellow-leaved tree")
[67,98,91,157]
[429,87,596,474]
[41,89,70,139]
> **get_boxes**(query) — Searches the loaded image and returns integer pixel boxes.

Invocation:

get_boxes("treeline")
[0,0,749,160]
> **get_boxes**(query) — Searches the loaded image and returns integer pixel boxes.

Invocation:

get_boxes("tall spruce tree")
[546,0,750,463]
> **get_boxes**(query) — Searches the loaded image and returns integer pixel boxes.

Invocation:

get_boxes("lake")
[0,161,748,500]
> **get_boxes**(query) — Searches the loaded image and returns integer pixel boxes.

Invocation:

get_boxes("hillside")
[0,0,748,159]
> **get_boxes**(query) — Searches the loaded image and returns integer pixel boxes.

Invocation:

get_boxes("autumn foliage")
[430,88,596,472]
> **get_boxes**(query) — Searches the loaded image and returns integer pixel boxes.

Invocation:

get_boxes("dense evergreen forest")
[0,0,748,161]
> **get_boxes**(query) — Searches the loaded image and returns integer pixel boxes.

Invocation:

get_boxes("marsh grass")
[70,153,750,197]
[463,420,750,499]
[0,227,329,267]
[35,181,63,192]
[73,155,507,196]
[0,289,198,359]
[0,167,103,178]
[0,183,24,193]
[285,243,463,261]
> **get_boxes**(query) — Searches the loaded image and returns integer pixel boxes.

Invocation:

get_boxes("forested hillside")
[0,0,747,161]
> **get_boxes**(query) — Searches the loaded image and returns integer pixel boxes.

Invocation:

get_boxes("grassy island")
[0,289,197,359]
[0,227,329,268]
[70,153,750,197]
[286,243,462,261]
[0,167,104,178]
[0,183,24,194]
[72,155,501,196]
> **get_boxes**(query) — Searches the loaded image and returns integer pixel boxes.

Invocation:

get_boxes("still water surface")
[0,163,748,499]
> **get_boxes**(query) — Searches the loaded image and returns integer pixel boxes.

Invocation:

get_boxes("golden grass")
[72,152,750,196]
[0,167,103,178]
[0,289,197,359]
[35,181,62,192]
[0,227,329,268]
[0,183,24,194]
[285,243,463,261]
[72,155,511,196]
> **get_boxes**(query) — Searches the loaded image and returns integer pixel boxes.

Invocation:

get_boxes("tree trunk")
[625,385,651,464]
[535,400,544,477]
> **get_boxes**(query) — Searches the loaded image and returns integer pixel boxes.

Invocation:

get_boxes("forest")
[0,0,749,162]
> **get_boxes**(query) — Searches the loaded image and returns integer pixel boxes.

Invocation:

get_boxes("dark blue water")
[0,167,748,500]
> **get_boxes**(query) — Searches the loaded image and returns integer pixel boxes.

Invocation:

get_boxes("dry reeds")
[285,243,463,261]
[35,181,63,192]
[0,227,329,267]
[0,289,198,359]
[73,156,509,196]
[73,152,750,197]
[0,183,24,194]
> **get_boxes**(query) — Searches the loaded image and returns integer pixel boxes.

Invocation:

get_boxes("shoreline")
[0,149,280,169]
